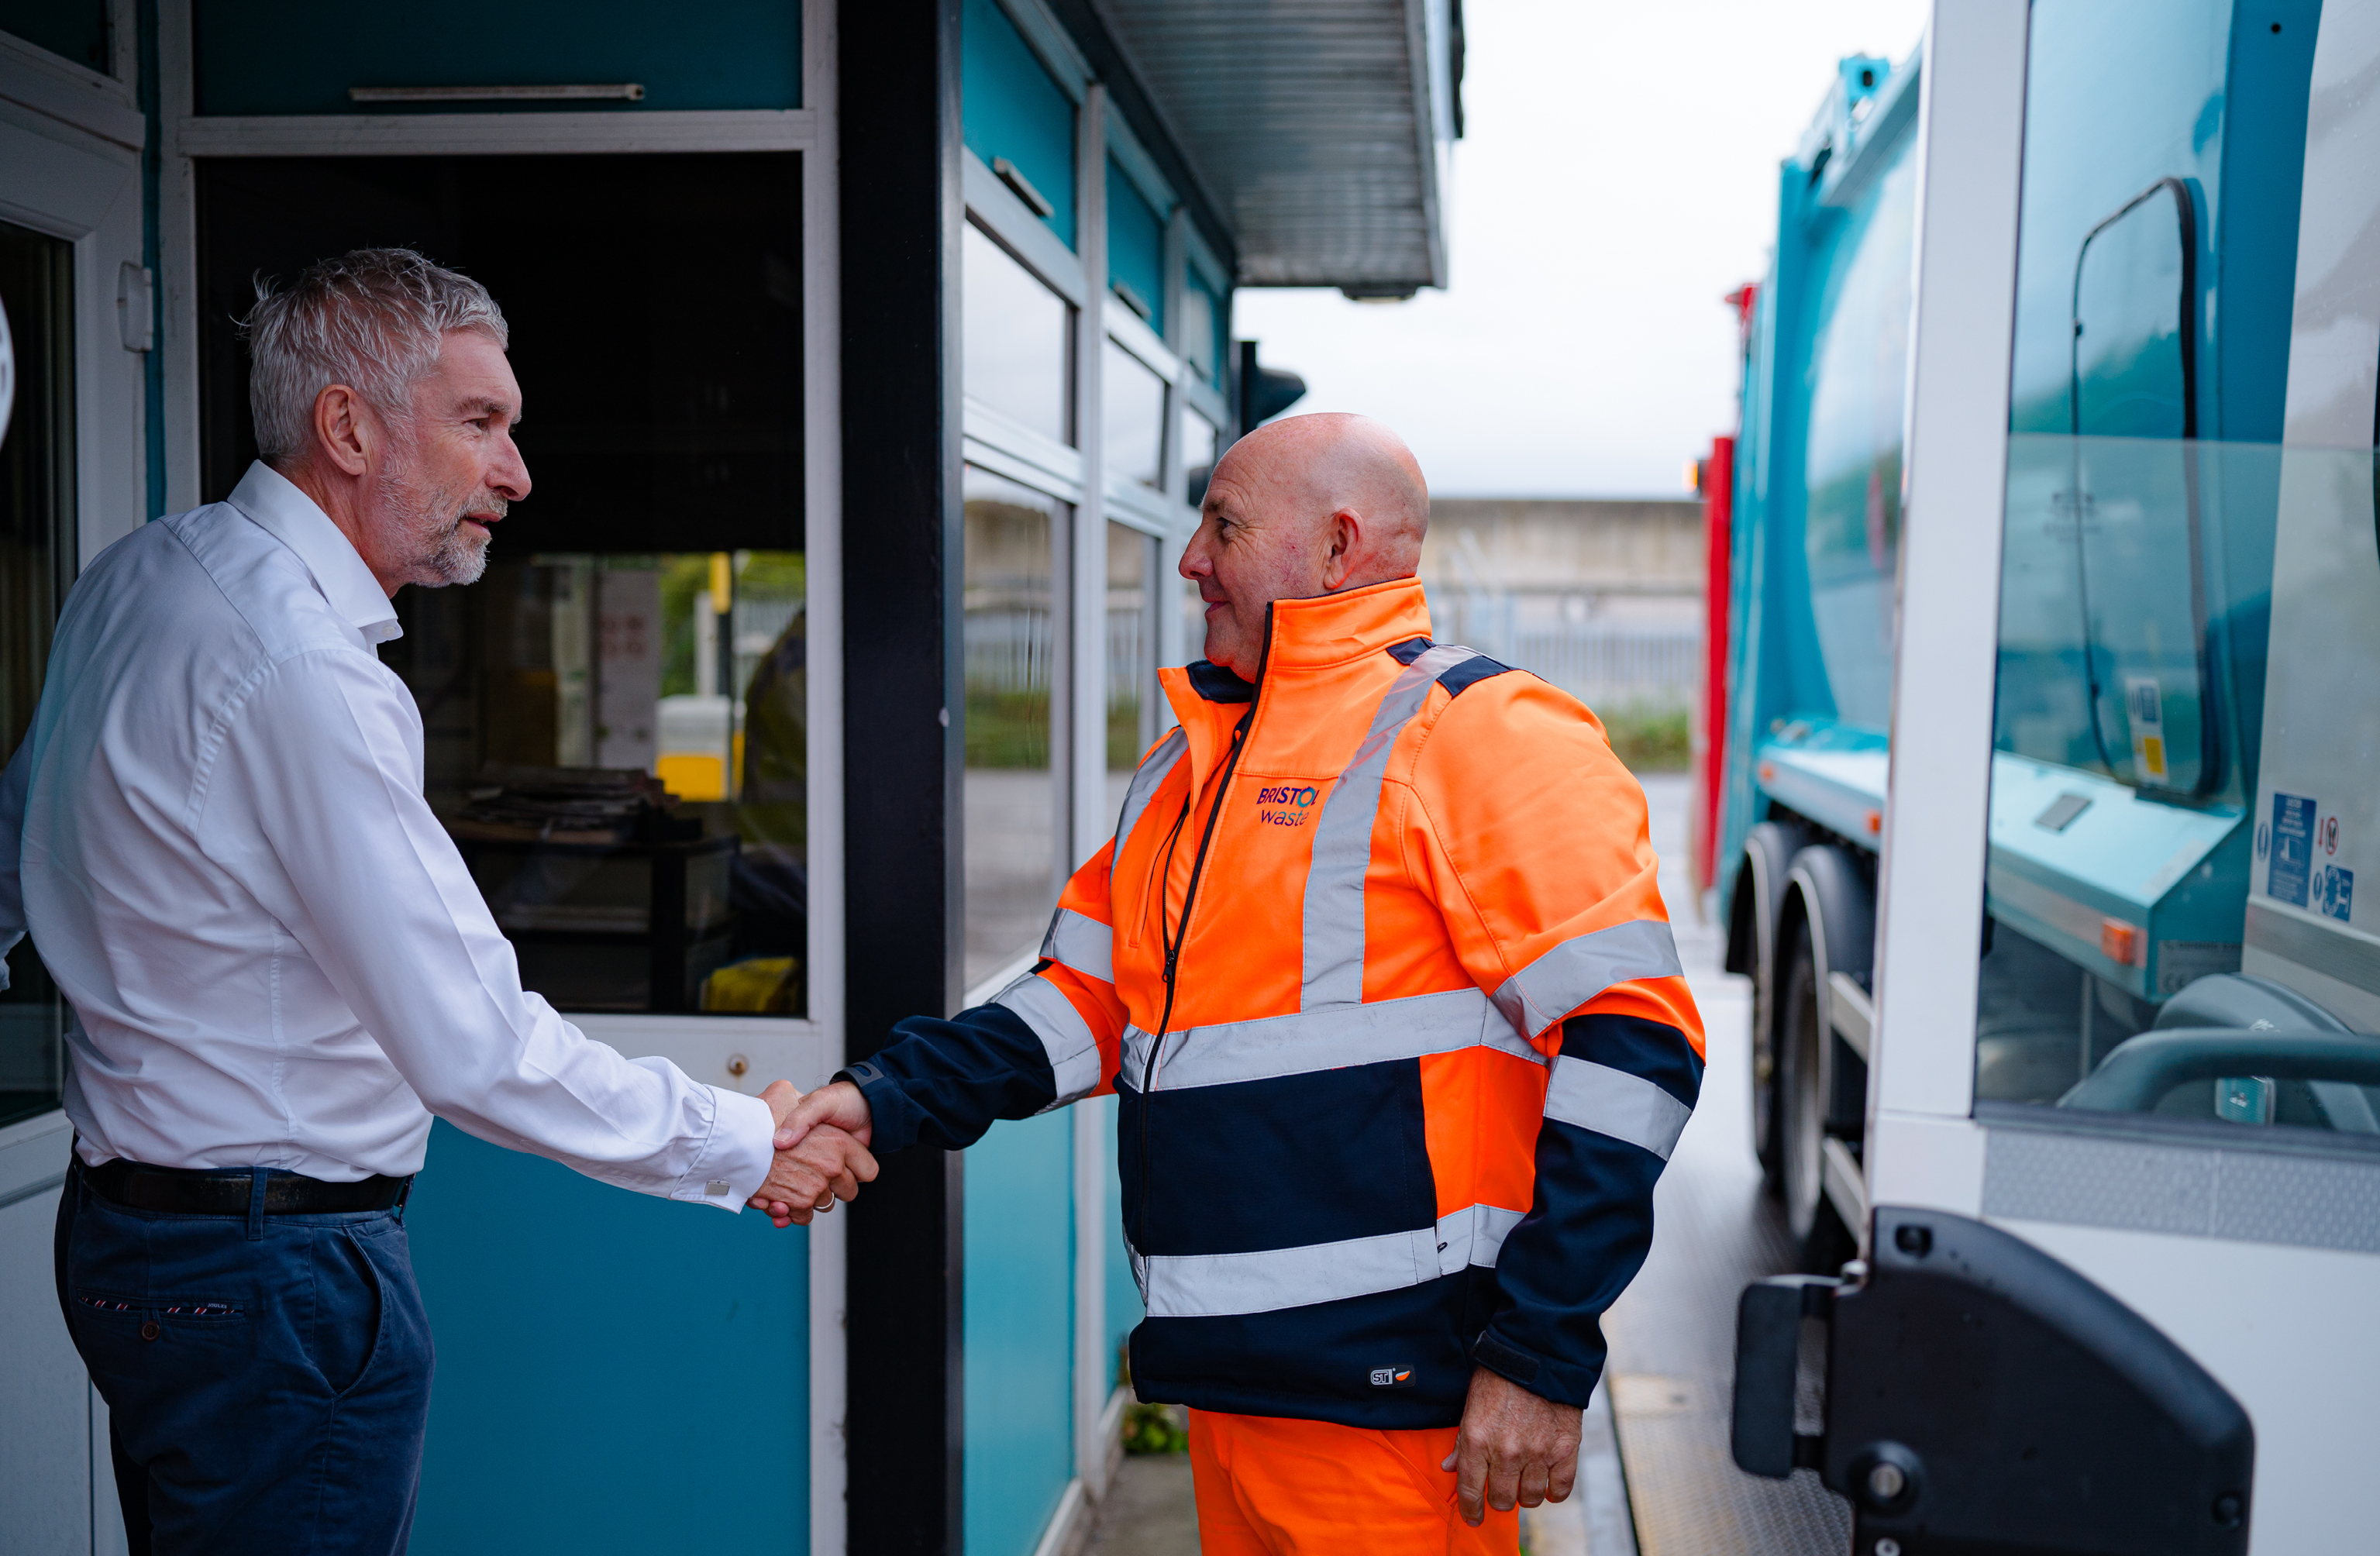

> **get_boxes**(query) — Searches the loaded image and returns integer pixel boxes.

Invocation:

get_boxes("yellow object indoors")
[701,956,801,1014]
[656,752,726,801]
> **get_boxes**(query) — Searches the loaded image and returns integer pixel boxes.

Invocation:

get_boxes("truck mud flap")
[1733,1206,2252,1555]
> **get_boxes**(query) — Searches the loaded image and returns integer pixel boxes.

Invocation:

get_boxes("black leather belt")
[83,1158,412,1216]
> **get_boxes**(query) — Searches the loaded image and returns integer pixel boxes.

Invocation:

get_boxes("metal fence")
[965,606,1155,712]
[966,599,1700,714]
[1428,589,1699,713]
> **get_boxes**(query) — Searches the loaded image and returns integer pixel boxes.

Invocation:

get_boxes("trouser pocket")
[313,1226,385,1398]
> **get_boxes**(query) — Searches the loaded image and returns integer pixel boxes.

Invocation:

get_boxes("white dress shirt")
[0,463,774,1209]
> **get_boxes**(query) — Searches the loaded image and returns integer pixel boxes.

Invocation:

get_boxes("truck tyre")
[1737,821,1809,1190]
[1779,918,1855,1275]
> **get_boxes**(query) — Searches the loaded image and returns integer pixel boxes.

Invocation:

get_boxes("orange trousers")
[1187,1409,1521,1555]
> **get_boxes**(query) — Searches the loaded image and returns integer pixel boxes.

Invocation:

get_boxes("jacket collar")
[226,461,404,646]
[1259,576,1434,676]
[1180,577,1434,704]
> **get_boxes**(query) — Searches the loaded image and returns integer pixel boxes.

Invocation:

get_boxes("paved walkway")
[1596,776,1849,1554]
[1080,1452,1200,1556]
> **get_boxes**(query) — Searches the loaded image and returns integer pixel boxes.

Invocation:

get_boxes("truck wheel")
[1739,822,1807,1193]
[1751,970,1784,1194]
[1779,920,1855,1274]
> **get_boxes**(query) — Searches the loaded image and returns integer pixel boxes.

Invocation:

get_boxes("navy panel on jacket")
[1563,1012,1704,1106]
[1474,1013,1702,1408]
[1386,635,1517,697]
[1118,1058,1436,1258]
[1131,1268,1489,1428]
[1186,659,1255,703]
[839,1003,1056,1153]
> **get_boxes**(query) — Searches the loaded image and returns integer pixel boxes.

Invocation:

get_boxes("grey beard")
[420,515,491,587]
[379,457,503,587]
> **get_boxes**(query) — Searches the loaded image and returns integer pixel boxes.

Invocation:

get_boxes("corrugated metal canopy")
[1094,0,1455,293]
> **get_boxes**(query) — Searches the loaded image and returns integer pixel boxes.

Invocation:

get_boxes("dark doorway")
[195,153,804,556]
[195,154,809,1017]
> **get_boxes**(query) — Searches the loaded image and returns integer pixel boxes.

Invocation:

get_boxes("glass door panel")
[964,466,1064,988]
[0,219,74,1128]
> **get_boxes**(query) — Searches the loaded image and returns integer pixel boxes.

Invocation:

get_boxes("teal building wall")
[407,1122,811,1554]
[963,1110,1077,1556]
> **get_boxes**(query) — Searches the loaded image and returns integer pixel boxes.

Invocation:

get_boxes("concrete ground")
[1080,1451,1200,1556]
[1597,775,1849,1554]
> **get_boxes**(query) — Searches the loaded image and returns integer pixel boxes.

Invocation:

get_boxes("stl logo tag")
[1369,1365,1416,1389]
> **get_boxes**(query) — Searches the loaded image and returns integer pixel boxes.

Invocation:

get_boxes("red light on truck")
[2099,918,2143,966]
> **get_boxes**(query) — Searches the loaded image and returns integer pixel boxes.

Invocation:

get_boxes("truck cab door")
[1736,3,2380,1551]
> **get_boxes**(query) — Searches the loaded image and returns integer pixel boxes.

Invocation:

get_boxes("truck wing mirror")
[1732,1207,2253,1554]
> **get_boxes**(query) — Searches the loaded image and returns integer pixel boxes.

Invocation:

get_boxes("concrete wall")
[1421,498,1704,601]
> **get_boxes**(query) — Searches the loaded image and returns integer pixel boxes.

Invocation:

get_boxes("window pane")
[1180,284,1218,384]
[1980,439,2380,1146]
[1970,15,2379,1150]
[964,222,1071,445]
[1180,408,1218,508]
[1102,338,1166,491]
[387,550,808,1017]
[194,153,810,1019]
[965,467,1063,989]
[0,219,74,1127]
[1107,522,1157,782]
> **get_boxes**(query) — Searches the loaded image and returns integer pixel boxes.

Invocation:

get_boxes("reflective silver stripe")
[1132,1202,1522,1318]
[1301,645,1480,1009]
[1119,986,1545,1093]
[1542,1055,1692,1161]
[1039,906,1114,985]
[1113,726,1188,858]
[1435,1202,1527,1275]
[993,972,1104,1110]
[1490,919,1686,1041]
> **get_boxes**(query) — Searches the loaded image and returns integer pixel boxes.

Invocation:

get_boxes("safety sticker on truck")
[2124,676,2168,784]
[2314,863,2354,924]
[2269,793,2316,907]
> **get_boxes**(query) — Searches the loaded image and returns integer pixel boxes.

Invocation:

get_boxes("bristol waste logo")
[1255,784,1320,828]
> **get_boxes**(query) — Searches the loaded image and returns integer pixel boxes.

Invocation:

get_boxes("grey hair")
[239,247,508,464]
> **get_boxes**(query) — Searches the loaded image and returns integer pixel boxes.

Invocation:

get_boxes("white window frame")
[1866,0,2030,1217]
[147,5,849,1548]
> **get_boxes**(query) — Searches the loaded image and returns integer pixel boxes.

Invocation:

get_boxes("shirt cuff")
[670,1086,777,1213]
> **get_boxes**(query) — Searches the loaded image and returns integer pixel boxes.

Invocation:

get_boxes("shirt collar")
[226,462,404,646]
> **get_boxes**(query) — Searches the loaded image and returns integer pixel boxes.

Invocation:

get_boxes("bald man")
[783,415,1703,1554]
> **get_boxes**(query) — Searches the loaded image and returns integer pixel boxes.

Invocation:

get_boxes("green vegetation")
[656,552,807,701]
[1602,704,1691,773]
[964,688,1051,769]
[1107,698,1145,770]
[1121,1401,1189,1455]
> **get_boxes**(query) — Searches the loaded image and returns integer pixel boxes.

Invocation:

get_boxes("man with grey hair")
[0,248,873,1554]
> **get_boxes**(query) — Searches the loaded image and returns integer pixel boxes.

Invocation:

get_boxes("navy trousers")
[55,1163,435,1555]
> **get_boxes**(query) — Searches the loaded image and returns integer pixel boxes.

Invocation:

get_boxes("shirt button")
[140,1320,160,1341]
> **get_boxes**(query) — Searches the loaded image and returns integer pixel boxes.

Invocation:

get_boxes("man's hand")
[749,1123,877,1227]
[774,1079,873,1152]
[749,1080,879,1227]
[1441,1365,1583,1527]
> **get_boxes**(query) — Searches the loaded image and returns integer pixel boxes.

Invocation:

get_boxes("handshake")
[749,1079,878,1227]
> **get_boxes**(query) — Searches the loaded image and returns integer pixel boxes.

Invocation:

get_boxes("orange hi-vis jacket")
[842,577,1704,1427]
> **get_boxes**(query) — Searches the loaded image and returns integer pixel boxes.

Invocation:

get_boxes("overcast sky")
[1233,0,1927,498]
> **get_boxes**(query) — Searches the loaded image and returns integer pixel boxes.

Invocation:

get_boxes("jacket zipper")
[1136,608,1271,1249]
